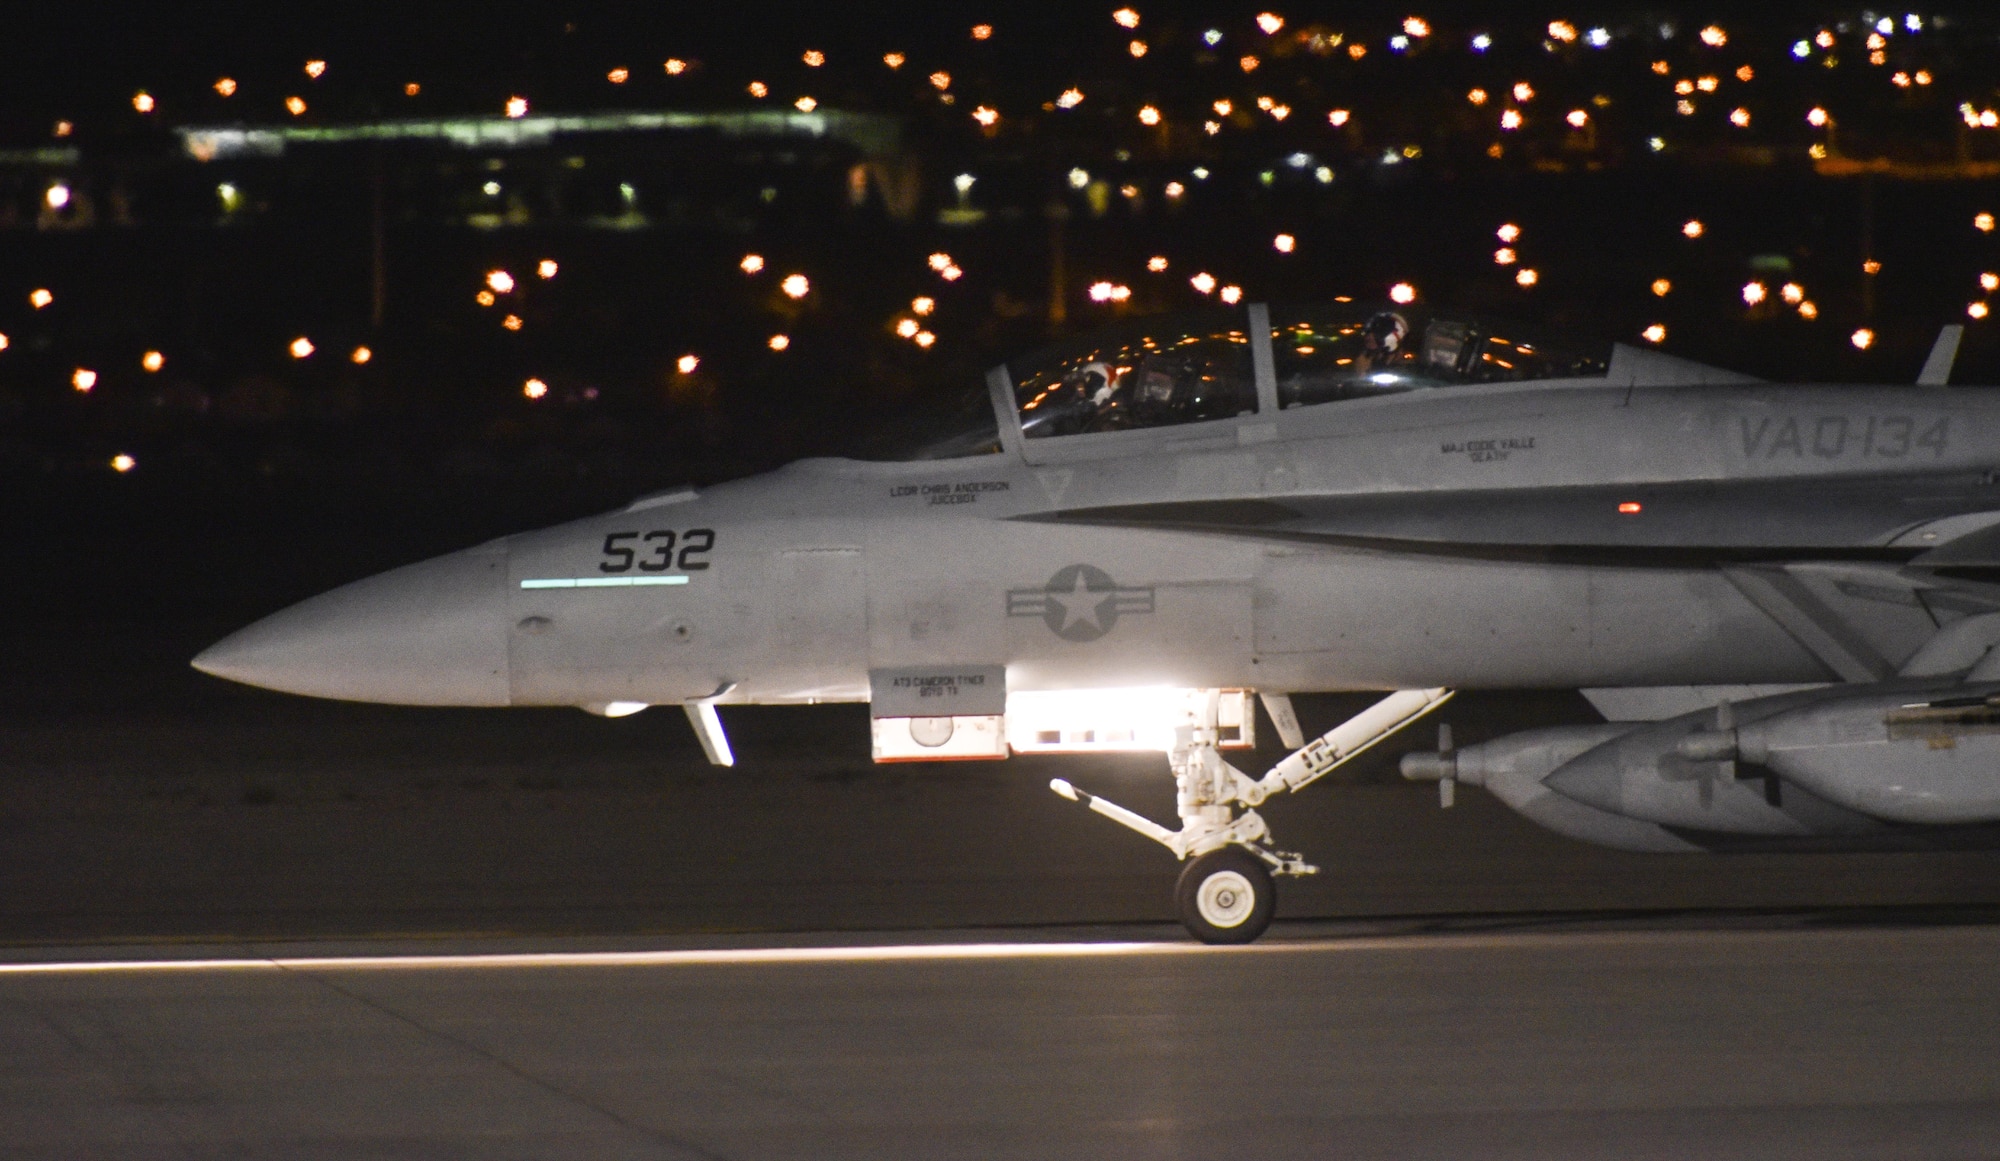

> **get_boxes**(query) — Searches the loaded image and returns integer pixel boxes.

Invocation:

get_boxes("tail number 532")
[599,529,715,573]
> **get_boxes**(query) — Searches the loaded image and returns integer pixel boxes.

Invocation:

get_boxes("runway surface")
[6,922,2000,1159]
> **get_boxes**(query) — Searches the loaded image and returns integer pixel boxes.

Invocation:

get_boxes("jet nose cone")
[193,544,510,706]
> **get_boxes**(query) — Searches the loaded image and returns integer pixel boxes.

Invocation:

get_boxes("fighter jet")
[194,301,2000,942]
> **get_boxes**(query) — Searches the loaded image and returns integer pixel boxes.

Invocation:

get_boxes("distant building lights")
[665,59,689,76]
[1651,279,1672,296]
[504,96,528,118]
[52,121,71,137]
[404,83,421,97]
[803,50,826,67]
[940,265,963,281]
[1682,219,1705,238]
[132,92,155,114]
[1388,282,1417,304]
[1328,109,1351,127]
[1916,71,1932,85]
[747,81,767,98]
[141,350,164,372]
[537,259,558,280]
[1699,25,1727,47]
[971,24,993,40]
[1982,273,1999,292]
[1146,256,1168,272]
[1219,285,1243,304]
[1512,82,1535,102]
[608,68,630,84]
[1067,168,1090,189]
[72,368,96,392]
[1807,106,1829,127]
[794,96,818,112]
[1190,272,1217,294]
[1649,137,1667,152]
[29,289,52,309]
[928,252,955,272]
[351,346,372,364]
[769,334,791,350]
[930,71,951,90]
[0,334,9,351]
[524,378,548,398]
[502,314,523,331]
[1676,99,1696,117]
[111,454,135,473]
[1113,8,1140,30]
[1676,79,1696,95]
[45,183,69,210]
[1240,55,1261,72]
[1587,27,1611,48]
[741,254,765,274]
[1404,17,1431,38]
[1566,109,1589,128]
[486,270,515,294]
[1876,17,1894,35]
[1268,104,1289,121]
[1192,166,1209,179]
[895,318,921,338]
[1129,39,1148,58]
[214,78,237,97]
[1137,105,1161,125]
[1863,259,1882,275]
[1642,324,1667,343]
[914,331,936,349]
[676,354,700,374]
[305,59,327,79]
[1741,281,1767,306]
[882,53,905,69]
[1548,21,1577,42]
[1500,110,1523,130]
[1467,88,1488,105]
[1203,29,1223,46]
[1729,107,1751,127]
[912,296,936,314]
[1496,223,1521,243]
[1164,181,1186,198]
[1798,300,1818,319]
[1471,33,1491,52]
[1057,88,1084,109]
[1971,303,1991,320]
[973,105,999,126]
[1273,233,1296,253]
[1780,283,1804,304]
[1907,13,1922,31]
[1390,36,1410,52]
[1736,65,1755,82]
[1255,12,1284,35]
[290,337,314,359]
[286,96,308,116]
[1315,166,1334,184]
[1494,248,1517,264]
[1088,281,1115,302]
[1515,268,1539,287]
[1816,30,1835,49]
[1852,328,1874,349]
[1978,213,1996,233]
[780,274,810,298]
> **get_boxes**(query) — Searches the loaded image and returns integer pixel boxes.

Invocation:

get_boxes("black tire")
[1175,848,1275,944]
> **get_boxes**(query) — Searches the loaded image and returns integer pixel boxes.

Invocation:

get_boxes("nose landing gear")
[1049,688,1453,944]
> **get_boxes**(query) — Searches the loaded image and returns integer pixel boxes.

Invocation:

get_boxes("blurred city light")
[1683,219,1705,238]
[1138,106,1161,125]
[1642,324,1667,343]
[486,270,515,294]
[132,92,154,113]
[72,368,96,392]
[665,59,688,75]
[524,378,548,398]
[1273,233,1295,253]
[502,314,523,330]
[914,330,936,348]
[1852,328,1875,349]
[351,346,372,364]
[213,78,237,97]
[781,274,810,298]
[30,289,52,309]
[290,337,314,358]
[1389,282,1417,303]
[912,296,935,315]
[110,454,135,473]
[286,96,307,116]
[1219,285,1243,304]
[768,333,790,350]
[1113,9,1139,30]
[305,60,326,78]
[141,350,164,372]
[45,183,69,210]
[741,254,765,274]
[1190,272,1216,294]
[1652,279,1672,296]
[677,354,700,373]
[1255,12,1284,35]
[803,50,825,67]
[1516,268,1539,287]
[537,259,558,280]
[505,96,528,118]
[1494,248,1516,264]
[794,97,817,112]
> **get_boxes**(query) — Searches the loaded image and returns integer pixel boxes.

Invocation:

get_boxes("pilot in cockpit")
[1355,311,1409,374]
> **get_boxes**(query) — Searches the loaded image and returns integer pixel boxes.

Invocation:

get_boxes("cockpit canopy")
[1008,302,1610,440]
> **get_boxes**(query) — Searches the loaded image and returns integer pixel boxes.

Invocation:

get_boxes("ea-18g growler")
[195,302,2000,942]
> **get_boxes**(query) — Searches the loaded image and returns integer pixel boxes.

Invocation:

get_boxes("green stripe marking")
[521,576,691,589]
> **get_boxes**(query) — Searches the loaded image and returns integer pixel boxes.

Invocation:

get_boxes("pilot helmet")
[1363,311,1409,353]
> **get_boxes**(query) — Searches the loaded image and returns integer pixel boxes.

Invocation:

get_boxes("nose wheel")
[1175,848,1274,944]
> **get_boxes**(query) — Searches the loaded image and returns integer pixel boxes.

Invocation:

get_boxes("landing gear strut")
[1050,688,1453,944]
